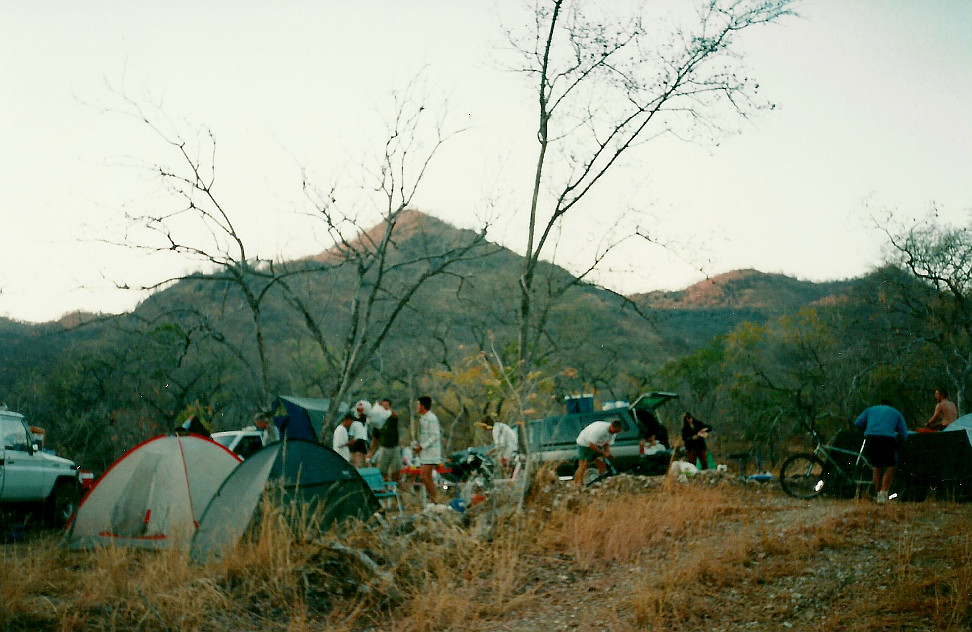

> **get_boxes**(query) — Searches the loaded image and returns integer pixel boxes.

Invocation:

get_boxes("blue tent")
[271,395,347,443]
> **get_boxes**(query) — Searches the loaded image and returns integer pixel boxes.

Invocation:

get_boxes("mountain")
[1,212,864,402]
[630,269,855,352]
[634,269,852,312]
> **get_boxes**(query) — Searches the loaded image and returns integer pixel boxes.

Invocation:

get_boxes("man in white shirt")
[573,419,622,484]
[332,413,354,462]
[348,415,369,467]
[413,395,442,503]
[477,416,518,473]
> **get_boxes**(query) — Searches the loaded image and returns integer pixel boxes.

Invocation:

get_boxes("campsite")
[3,396,972,630]
[2,459,971,631]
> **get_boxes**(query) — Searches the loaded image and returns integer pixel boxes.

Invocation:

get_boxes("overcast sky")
[2,0,970,323]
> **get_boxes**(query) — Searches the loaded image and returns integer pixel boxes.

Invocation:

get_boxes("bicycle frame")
[810,438,872,489]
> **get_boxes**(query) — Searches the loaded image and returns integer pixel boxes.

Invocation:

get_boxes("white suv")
[0,407,83,525]
[211,427,266,460]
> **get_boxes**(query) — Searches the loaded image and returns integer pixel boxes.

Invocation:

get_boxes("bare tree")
[113,100,284,404]
[289,90,497,429]
[884,209,972,412]
[115,89,496,434]
[506,0,796,375]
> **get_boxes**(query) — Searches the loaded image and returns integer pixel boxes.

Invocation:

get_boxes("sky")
[2,0,970,323]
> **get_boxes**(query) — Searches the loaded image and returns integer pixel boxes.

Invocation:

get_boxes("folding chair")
[358,467,403,513]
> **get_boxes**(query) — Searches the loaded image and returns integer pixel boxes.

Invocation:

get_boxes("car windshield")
[212,434,236,449]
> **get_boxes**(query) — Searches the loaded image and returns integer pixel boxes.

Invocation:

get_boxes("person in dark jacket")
[681,413,712,470]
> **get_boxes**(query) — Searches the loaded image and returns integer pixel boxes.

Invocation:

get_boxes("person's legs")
[387,448,402,484]
[574,459,589,485]
[881,466,896,493]
[872,466,883,492]
[698,451,709,470]
[594,456,606,475]
[420,463,437,502]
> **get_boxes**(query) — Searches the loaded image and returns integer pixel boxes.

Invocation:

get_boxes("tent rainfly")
[271,395,337,442]
[64,435,242,550]
[190,439,380,563]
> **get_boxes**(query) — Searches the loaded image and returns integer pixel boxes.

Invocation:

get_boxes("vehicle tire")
[779,453,826,499]
[45,480,80,527]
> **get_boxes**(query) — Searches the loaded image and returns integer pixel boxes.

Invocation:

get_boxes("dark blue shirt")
[854,405,908,441]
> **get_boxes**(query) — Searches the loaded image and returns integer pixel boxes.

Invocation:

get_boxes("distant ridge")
[632,269,852,313]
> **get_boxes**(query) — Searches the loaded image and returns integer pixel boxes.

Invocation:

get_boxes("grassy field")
[2,475,970,631]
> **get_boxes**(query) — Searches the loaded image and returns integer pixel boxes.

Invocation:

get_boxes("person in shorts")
[854,400,909,503]
[348,413,369,468]
[370,398,402,482]
[414,396,442,503]
[573,419,622,484]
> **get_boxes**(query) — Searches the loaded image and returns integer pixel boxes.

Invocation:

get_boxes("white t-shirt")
[349,420,368,442]
[492,422,518,460]
[576,421,617,448]
[332,424,351,461]
[418,410,442,465]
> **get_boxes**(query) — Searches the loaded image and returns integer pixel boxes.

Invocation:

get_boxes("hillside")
[128,210,672,395]
[634,269,851,311]
[1,213,866,404]
[632,269,855,351]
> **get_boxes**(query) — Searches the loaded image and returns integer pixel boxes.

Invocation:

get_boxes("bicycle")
[779,422,873,500]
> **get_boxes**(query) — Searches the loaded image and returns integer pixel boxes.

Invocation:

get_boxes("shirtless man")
[924,387,958,430]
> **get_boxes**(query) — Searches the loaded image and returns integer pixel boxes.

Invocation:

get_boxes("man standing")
[854,400,909,504]
[348,413,369,467]
[476,416,518,473]
[413,396,442,503]
[924,388,958,431]
[332,413,355,462]
[573,419,623,484]
[253,411,280,446]
[370,398,402,483]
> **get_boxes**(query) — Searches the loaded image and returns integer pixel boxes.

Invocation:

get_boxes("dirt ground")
[449,474,972,632]
[2,472,969,632]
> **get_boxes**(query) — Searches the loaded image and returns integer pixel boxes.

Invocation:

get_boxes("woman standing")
[681,413,713,470]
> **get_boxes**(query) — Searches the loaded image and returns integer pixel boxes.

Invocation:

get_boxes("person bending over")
[854,400,908,504]
[573,419,622,484]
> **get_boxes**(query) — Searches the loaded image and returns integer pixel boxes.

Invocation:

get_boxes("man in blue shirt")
[854,400,909,503]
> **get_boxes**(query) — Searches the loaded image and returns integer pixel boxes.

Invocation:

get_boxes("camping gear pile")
[64,432,380,560]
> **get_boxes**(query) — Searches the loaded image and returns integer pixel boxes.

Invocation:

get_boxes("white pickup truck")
[0,406,83,525]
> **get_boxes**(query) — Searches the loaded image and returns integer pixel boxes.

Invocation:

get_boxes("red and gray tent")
[190,439,379,563]
[63,435,242,550]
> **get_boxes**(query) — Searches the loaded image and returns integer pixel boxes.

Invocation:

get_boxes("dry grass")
[2,481,970,632]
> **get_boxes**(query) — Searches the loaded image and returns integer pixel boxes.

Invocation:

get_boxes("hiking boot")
[876,491,888,504]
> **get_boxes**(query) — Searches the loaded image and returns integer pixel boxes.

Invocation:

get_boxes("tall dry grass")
[2,482,970,631]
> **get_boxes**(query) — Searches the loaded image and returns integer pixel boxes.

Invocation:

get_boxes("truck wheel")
[45,480,80,526]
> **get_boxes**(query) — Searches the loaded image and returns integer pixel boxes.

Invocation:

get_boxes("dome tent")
[190,439,379,563]
[64,435,242,550]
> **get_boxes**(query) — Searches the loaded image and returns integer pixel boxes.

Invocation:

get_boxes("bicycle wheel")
[779,453,826,499]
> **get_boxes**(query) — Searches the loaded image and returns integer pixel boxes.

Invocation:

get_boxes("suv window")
[235,435,264,459]
[1,415,31,451]
[527,408,636,448]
